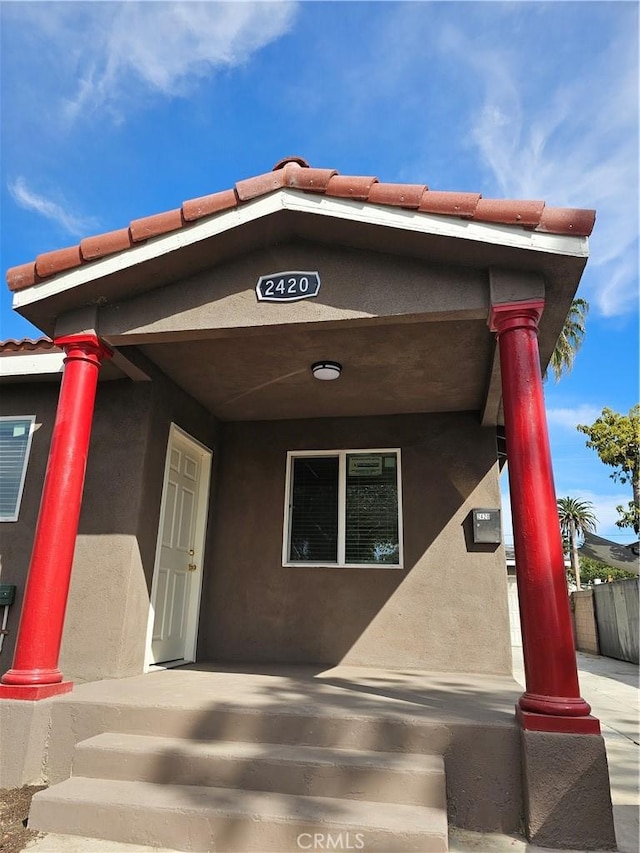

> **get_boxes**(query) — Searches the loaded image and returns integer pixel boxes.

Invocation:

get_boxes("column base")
[1,665,64,686]
[0,681,74,700]
[516,705,601,734]
[519,689,592,717]
[521,726,616,849]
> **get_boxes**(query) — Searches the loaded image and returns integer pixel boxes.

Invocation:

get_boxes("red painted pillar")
[489,300,599,734]
[0,334,112,700]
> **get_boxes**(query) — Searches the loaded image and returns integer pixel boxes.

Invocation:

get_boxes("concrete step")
[51,702,451,758]
[29,777,449,852]
[73,733,446,807]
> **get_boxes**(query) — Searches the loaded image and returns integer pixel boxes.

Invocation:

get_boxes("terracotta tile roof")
[0,337,56,353]
[6,157,596,293]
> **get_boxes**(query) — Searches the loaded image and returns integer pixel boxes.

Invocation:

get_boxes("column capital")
[54,333,113,364]
[488,299,545,335]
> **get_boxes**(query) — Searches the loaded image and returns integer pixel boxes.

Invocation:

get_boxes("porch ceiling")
[136,317,491,421]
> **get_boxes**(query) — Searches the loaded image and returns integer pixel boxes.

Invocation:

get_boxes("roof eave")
[12,189,589,316]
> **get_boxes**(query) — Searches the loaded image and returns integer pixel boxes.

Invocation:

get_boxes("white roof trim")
[0,351,64,377]
[13,188,589,310]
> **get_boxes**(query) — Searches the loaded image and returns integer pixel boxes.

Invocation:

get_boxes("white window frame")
[0,415,36,522]
[283,448,404,569]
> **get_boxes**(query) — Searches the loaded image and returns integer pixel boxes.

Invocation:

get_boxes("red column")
[489,300,599,734]
[0,334,112,700]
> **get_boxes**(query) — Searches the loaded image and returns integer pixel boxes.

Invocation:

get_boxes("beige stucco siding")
[99,243,489,343]
[1,375,217,684]
[201,412,511,674]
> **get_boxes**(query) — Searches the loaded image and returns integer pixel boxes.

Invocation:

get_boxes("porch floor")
[68,661,523,726]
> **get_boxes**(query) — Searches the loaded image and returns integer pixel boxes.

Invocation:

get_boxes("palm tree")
[545,298,589,382]
[557,497,597,590]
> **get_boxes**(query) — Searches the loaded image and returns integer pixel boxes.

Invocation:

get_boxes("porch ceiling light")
[311,360,342,381]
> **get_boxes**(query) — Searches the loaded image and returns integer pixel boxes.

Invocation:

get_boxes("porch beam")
[0,334,112,700]
[488,299,599,734]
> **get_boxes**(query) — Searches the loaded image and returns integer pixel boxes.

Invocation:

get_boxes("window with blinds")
[345,453,399,564]
[289,456,339,562]
[285,449,402,567]
[0,416,36,522]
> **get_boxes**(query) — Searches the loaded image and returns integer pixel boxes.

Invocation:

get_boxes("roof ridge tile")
[81,228,133,262]
[282,164,337,193]
[129,208,185,243]
[418,190,481,218]
[5,158,596,294]
[35,245,82,279]
[325,174,379,200]
[236,169,287,201]
[473,198,545,228]
[368,182,427,209]
[182,188,238,222]
[536,206,596,236]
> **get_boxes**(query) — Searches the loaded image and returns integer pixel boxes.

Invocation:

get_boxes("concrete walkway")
[25,649,639,853]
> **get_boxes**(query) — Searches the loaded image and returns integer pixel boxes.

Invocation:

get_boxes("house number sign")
[256,271,321,303]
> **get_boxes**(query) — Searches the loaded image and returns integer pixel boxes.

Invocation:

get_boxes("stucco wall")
[200,412,512,674]
[60,374,217,682]
[1,374,217,684]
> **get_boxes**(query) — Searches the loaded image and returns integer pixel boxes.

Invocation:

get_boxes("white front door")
[149,425,212,665]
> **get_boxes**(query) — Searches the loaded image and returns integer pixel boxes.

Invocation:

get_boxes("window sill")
[283,562,404,570]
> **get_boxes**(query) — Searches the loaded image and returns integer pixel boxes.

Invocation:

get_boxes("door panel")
[151,433,206,663]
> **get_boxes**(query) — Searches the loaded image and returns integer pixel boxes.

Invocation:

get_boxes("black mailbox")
[0,584,16,607]
[472,509,502,544]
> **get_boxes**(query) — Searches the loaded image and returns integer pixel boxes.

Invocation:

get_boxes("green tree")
[577,405,640,534]
[545,298,589,382]
[557,497,597,590]
[567,555,636,586]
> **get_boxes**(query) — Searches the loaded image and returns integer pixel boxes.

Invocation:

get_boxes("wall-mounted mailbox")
[472,509,502,544]
[0,584,16,607]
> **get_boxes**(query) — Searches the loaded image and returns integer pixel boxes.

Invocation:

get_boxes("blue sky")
[1,1,638,543]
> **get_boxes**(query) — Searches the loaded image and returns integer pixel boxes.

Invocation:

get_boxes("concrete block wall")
[572,590,599,655]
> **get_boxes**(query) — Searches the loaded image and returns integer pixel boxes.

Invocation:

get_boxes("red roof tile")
[6,262,43,291]
[325,174,379,200]
[35,245,83,279]
[235,170,286,202]
[0,337,56,353]
[418,190,481,218]
[369,182,426,209]
[129,208,185,242]
[182,189,238,222]
[81,228,133,261]
[474,198,546,228]
[282,165,338,193]
[6,157,596,293]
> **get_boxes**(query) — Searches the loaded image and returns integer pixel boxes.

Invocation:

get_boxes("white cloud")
[445,19,638,318]
[501,478,634,545]
[58,2,298,120]
[8,177,97,237]
[546,405,603,431]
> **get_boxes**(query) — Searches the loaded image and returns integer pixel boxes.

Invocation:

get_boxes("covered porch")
[0,158,616,848]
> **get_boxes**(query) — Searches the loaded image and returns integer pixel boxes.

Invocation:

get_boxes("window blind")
[289,456,339,562]
[345,453,399,564]
[0,417,34,521]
